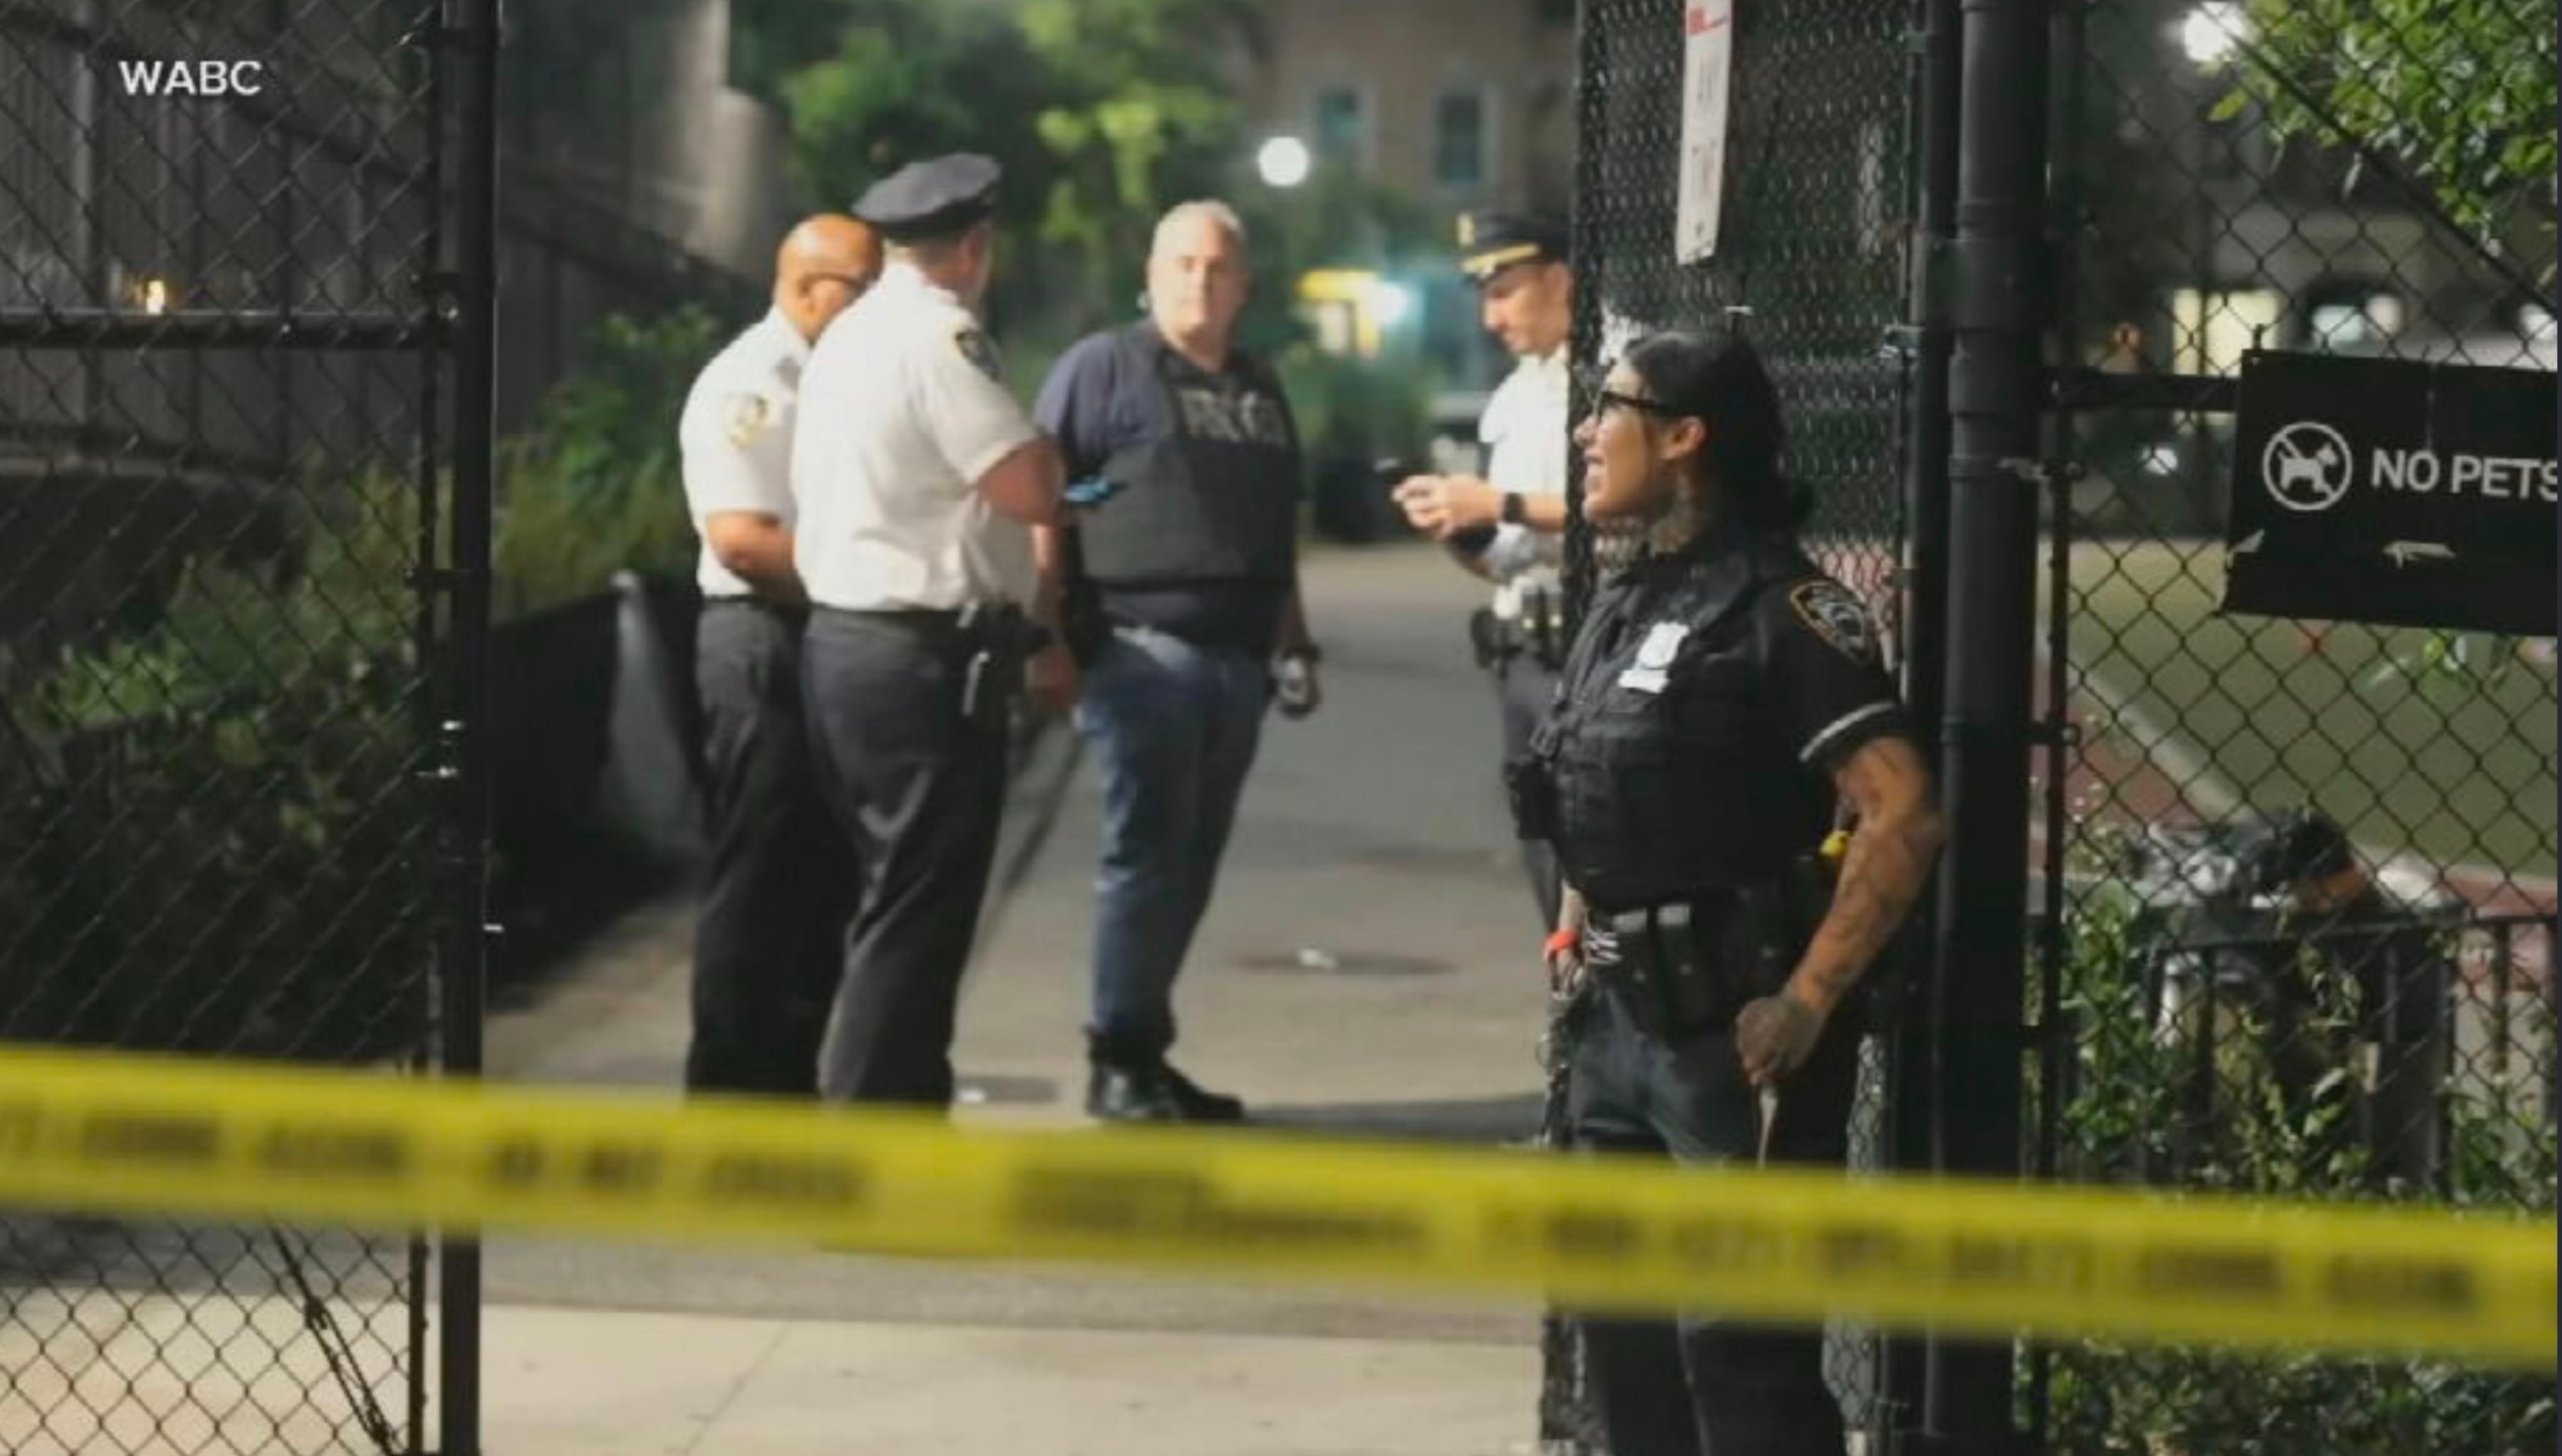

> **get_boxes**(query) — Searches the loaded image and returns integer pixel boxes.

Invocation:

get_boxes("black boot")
[1085,1038,1246,1123]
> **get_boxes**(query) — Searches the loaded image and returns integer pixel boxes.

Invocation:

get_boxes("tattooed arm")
[1735,733,1943,1085]
[1786,735,1942,1017]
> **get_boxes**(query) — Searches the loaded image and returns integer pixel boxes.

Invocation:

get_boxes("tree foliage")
[2230,0,2559,287]
[749,0,1383,339]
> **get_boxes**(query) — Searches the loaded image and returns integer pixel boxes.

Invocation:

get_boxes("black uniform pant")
[1494,654,1563,932]
[686,599,858,1097]
[1566,981,1861,1456]
[801,608,1009,1108]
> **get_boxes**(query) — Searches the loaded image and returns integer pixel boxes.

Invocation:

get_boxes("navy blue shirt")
[1034,324,1295,653]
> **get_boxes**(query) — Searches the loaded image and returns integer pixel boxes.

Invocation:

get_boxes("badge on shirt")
[723,392,773,448]
[1616,620,1690,694]
[1790,580,1879,663]
[953,325,1001,381]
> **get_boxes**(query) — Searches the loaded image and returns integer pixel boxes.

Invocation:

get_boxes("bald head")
[774,214,882,342]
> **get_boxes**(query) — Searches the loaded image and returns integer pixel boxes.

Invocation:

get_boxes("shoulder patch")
[1787,580,1879,663]
[723,391,774,448]
[953,325,1001,381]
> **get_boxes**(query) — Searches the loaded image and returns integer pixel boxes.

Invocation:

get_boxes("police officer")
[1513,329,1943,1456]
[677,213,880,1097]
[791,154,1073,1108]
[1032,199,1322,1123]
[1393,212,1574,930]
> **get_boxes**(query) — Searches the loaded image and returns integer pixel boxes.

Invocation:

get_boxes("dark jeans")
[1567,981,1861,1456]
[686,600,858,1097]
[1077,625,1268,1062]
[801,609,1009,1107]
[1495,655,1563,934]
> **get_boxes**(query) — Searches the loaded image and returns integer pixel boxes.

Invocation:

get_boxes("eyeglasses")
[1592,389,1684,423]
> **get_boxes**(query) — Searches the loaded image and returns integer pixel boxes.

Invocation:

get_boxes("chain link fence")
[1570,0,2554,1450]
[2032,0,2557,1449]
[1,3,453,1451]
[1564,0,1916,1445]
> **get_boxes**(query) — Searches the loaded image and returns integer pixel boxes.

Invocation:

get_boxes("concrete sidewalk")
[470,1305,1538,1456]
[471,541,1561,1453]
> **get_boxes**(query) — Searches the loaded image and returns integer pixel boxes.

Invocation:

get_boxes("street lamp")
[2180,3,2245,67]
[1369,279,1413,327]
[1256,135,1310,189]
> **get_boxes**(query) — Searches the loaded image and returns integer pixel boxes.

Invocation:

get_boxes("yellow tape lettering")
[254,1123,409,1181]
[702,1152,865,1211]
[0,1102,42,1158]
[80,1112,219,1167]
[1667,1213,1787,1272]
[2138,1246,2283,1303]
[574,1142,662,1196]
[1949,1233,2099,1294]
[1816,1223,1916,1280]
[2321,1255,2475,1318]
[1010,1168,1422,1254]
[485,1137,547,1189]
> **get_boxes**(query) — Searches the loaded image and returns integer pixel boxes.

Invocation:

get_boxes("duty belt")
[1581,886,1795,1037]
[1470,580,1566,672]
[816,603,1036,728]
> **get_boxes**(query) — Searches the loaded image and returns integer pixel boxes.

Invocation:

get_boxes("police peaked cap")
[854,153,1002,244]
[1456,210,1568,280]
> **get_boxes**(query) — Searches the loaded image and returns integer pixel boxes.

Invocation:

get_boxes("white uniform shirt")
[677,308,808,600]
[1476,345,1570,596]
[791,262,1042,610]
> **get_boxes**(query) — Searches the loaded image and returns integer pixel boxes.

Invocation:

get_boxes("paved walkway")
[472,540,1559,1453]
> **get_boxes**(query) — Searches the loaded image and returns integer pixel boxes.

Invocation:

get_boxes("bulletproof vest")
[1532,531,1830,910]
[1079,326,1300,585]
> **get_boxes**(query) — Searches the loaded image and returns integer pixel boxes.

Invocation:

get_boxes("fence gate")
[0,3,498,1453]
[1572,0,2556,1452]
[1567,0,1920,1446]
[2027,0,2558,1452]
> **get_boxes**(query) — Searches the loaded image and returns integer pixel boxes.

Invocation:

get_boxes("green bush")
[2037,883,2558,1455]
[0,303,735,1060]
[0,474,428,1061]
[495,305,723,616]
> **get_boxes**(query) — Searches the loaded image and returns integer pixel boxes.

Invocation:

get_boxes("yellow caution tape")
[0,1044,2550,1370]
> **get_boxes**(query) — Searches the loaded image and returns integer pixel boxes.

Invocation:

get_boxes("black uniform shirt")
[1535,525,1911,910]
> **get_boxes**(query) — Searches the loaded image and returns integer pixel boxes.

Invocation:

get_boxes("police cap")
[854,153,1002,244]
[1456,211,1568,282]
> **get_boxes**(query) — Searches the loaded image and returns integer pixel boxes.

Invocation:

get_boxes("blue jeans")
[1078,625,1269,1062]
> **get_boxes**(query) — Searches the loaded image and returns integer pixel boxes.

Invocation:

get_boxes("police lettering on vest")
[1074,324,1301,586]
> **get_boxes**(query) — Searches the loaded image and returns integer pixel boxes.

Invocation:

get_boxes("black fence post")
[436,0,502,1451]
[1881,0,1962,1443]
[1921,0,2051,1450]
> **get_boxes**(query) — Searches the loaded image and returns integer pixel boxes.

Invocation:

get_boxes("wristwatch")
[1500,490,1527,525]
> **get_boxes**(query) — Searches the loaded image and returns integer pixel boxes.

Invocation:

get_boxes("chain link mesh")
[2,3,445,1451]
[1564,0,1915,1444]
[2034,0,2556,1449]
[1570,0,2553,1448]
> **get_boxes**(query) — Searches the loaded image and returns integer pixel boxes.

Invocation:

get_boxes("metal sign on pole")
[2223,351,2558,638]
[1675,0,1736,263]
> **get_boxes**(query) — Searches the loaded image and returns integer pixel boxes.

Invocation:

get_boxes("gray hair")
[1150,199,1248,261]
